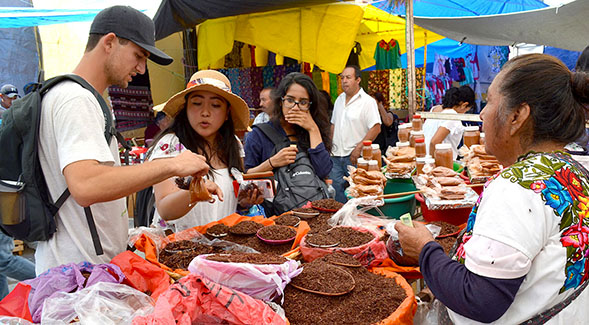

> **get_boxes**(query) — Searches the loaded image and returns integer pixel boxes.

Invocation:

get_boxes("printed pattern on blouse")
[454,152,589,294]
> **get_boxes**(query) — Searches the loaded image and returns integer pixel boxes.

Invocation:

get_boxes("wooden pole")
[422,31,427,111]
[406,0,416,118]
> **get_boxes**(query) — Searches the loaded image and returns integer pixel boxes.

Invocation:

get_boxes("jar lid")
[399,123,411,129]
[410,130,425,135]
[435,143,452,150]
[396,141,410,147]
[415,138,425,143]
[425,157,436,164]
[368,160,378,165]
[416,157,428,162]
[413,114,421,119]
[326,179,333,184]
[362,140,372,146]
[357,158,366,164]
[465,126,480,132]
[371,144,380,149]
[480,132,486,138]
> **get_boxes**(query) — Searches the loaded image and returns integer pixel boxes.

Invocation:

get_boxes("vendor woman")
[147,70,263,232]
[423,86,474,158]
[396,54,589,323]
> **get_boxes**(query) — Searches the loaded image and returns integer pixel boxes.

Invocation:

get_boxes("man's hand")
[171,151,209,178]
[394,221,435,261]
[350,144,362,165]
[270,147,298,168]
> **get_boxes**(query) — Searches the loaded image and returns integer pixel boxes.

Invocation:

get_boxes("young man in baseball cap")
[34,6,211,274]
[0,84,19,118]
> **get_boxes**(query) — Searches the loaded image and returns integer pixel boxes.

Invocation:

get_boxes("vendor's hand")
[394,221,435,262]
[270,147,298,168]
[350,144,362,165]
[285,107,318,132]
[204,179,223,203]
[237,186,265,209]
[172,151,209,178]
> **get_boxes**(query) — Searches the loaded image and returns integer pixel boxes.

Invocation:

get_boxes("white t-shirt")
[36,79,128,275]
[148,133,244,232]
[252,112,270,125]
[330,88,381,157]
[422,108,464,159]
[450,172,589,324]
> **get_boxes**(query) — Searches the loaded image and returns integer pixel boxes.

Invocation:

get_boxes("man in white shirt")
[252,87,272,125]
[35,6,210,274]
[329,65,381,202]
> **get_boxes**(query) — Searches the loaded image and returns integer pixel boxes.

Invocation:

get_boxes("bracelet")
[268,157,275,168]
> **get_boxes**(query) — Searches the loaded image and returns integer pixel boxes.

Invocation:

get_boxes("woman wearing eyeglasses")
[244,72,333,179]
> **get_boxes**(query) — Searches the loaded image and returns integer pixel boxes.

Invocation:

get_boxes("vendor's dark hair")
[148,97,244,178]
[271,72,332,152]
[500,53,589,144]
[345,65,361,79]
[576,45,589,72]
[442,86,474,109]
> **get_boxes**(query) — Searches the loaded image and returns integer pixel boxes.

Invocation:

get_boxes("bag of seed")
[188,253,302,302]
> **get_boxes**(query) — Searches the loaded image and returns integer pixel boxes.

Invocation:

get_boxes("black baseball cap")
[89,6,173,66]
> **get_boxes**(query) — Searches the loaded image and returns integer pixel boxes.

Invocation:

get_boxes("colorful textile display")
[329,72,339,103]
[374,39,402,70]
[368,70,391,108]
[108,85,153,132]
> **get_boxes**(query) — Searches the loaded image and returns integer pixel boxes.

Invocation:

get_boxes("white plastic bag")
[328,195,388,232]
[188,254,302,302]
[41,282,154,324]
[0,317,33,325]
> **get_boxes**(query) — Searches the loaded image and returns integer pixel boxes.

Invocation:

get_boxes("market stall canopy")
[0,8,103,28]
[413,0,589,52]
[153,0,335,40]
[197,3,445,73]
[373,0,547,17]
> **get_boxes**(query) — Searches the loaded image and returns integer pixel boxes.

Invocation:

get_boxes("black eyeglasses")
[282,97,311,110]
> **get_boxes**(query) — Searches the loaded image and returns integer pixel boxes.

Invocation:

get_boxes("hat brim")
[162,84,250,131]
[5,93,18,99]
[134,41,173,66]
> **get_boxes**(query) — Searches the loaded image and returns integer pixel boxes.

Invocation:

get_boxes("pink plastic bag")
[133,274,286,325]
[188,255,301,301]
[299,226,388,267]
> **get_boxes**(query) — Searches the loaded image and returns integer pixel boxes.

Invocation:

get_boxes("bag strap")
[253,123,290,150]
[517,152,589,324]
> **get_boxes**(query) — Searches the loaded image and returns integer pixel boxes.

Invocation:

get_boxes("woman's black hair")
[576,45,589,72]
[149,94,244,178]
[270,72,332,152]
[442,86,474,109]
[499,53,589,145]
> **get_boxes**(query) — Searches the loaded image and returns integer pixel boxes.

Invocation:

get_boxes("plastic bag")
[110,251,171,301]
[132,274,286,325]
[41,282,154,324]
[24,261,126,323]
[328,195,392,233]
[189,175,213,206]
[0,316,33,325]
[0,283,32,322]
[299,226,388,267]
[188,254,302,302]
[385,221,441,267]
[413,299,449,325]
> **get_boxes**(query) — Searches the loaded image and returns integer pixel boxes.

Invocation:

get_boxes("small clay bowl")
[305,233,339,248]
[274,214,301,227]
[256,225,297,245]
[293,210,320,220]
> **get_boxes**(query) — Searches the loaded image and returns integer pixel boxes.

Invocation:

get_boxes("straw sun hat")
[159,70,250,131]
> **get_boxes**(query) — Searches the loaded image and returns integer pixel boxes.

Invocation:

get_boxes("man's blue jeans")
[0,232,36,300]
[329,155,352,203]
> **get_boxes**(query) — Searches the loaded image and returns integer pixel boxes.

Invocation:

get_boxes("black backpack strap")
[84,207,104,256]
[253,123,290,151]
[54,188,70,210]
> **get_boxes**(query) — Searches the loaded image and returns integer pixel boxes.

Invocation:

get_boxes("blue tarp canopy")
[0,8,104,28]
[373,0,547,17]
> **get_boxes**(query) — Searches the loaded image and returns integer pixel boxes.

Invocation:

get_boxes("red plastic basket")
[415,193,472,226]
[461,169,484,195]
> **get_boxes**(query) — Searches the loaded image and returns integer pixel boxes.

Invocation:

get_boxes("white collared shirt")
[330,88,381,156]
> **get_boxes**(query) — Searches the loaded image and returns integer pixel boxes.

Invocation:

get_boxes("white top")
[148,133,244,232]
[330,88,381,156]
[422,108,464,159]
[252,112,270,125]
[36,80,128,275]
[450,175,589,324]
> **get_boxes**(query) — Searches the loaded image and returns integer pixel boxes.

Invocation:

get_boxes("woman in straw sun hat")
[147,70,263,231]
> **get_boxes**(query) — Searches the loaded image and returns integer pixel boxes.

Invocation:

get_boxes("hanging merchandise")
[303,63,312,78]
[312,67,323,91]
[250,67,264,108]
[238,68,254,107]
[347,42,362,67]
[368,70,390,108]
[374,39,402,70]
[360,71,370,92]
[109,86,153,132]
[262,65,274,88]
[224,41,245,68]
[321,71,330,93]
[329,72,338,103]
[249,45,257,68]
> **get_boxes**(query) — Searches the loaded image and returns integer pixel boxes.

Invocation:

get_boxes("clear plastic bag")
[328,195,388,232]
[0,317,33,325]
[384,221,441,266]
[41,282,154,324]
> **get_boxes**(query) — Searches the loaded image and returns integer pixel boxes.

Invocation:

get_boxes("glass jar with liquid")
[368,160,379,171]
[414,137,426,158]
[362,140,373,160]
[371,144,382,169]
[409,130,425,148]
[412,114,423,131]
[398,123,411,143]
[357,158,368,170]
